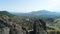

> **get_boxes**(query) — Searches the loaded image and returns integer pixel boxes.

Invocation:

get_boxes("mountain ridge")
[0,11,14,17]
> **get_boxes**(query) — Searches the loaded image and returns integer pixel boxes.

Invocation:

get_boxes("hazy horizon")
[0,0,60,13]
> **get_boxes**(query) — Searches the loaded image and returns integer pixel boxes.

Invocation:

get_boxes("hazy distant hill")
[11,10,60,22]
[12,10,60,16]
[0,11,14,17]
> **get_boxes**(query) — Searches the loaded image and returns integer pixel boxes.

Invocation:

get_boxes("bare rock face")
[9,24,26,34]
[37,28,47,34]
[0,27,10,34]
[0,22,27,34]
[0,15,47,34]
[28,19,47,34]
[0,19,27,34]
[33,19,47,34]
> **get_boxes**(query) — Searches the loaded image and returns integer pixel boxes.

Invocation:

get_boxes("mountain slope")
[0,11,14,17]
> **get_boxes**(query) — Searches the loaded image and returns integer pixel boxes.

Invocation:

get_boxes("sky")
[0,0,60,13]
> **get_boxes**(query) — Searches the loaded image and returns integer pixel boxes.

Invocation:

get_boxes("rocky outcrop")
[28,19,47,34]
[0,19,47,34]
[0,15,47,34]
[0,27,10,34]
[0,19,27,34]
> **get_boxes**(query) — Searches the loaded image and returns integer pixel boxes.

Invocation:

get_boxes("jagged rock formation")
[29,19,47,34]
[0,20,28,34]
[0,16,27,34]
[0,15,47,34]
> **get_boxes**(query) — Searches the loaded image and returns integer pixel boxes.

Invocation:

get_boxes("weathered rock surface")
[0,15,47,34]
[28,19,47,34]
[0,19,27,34]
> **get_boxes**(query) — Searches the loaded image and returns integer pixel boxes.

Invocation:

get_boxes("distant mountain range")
[10,10,60,17]
[0,10,60,17]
